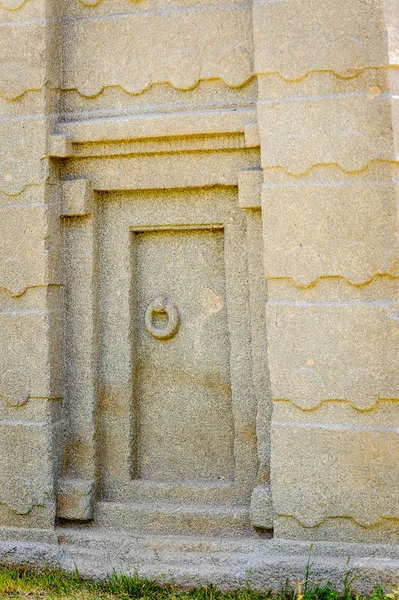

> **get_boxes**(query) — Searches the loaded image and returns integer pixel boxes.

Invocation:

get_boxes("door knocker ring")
[145,296,180,340]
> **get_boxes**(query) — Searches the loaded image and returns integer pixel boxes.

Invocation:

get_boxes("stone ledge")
[3,532,399,592]
[55,108,257,144]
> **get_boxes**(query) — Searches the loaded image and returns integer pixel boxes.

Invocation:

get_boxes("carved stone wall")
[255,0,399,543]
[0,0,399,587]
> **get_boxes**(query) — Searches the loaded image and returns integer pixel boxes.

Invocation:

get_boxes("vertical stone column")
[0,0,62,539]
[254,0,399,542]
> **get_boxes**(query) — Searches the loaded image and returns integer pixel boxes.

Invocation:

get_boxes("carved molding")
[55,109,257,144]
[61,179,95,217]
[67,45,253,97]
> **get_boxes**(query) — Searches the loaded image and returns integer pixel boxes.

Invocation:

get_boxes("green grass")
[0,566,392,600]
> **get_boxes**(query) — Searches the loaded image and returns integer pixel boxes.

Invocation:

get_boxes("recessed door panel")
[134,228,234,482]
[96,188,263,516]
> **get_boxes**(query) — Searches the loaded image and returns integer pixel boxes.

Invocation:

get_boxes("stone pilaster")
[254,0,399,542]
[0,0,62,539]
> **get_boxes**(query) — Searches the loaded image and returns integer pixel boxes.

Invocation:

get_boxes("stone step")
[57,528,264,554]
[104,480,246,505]
[94,501,252,536]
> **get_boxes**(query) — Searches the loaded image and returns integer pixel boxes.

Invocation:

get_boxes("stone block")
[0,310,61,405]
[61,179,94,216]
[262,182,398,286]
[95,502,251,536]
[0,22,44,100]
[384,0,399,66]
[244,122,260,148]
[63,8,253,96]
[250,484,273,529]
[254,0,389,79]
[61,150,261,191]
[272,423,399,528]
[0,423,54,520]
[56,109,256,143]
[48,135,73,158]
[0,205,48,295]
[0,118,47,194]
[258,94,394,173]
[57,478,94,521]
[238,169,262,209]
[266,302,399,410]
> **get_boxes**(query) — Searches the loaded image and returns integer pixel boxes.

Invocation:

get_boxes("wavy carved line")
[274,397,399,413]
[278,513,398,529]
[267,271,399,290]
[272,64,399,81]
[0,88,43,102]
[273,367,398,411]
[0,500,37,515]
[0,395,62,408]
[78,0,106,6]
[7,68,390,100]
[0,182,42,198]
[0,0,30,11]
[0,283,62,300]
[263,159,398,178]
[0,82,225,100]
[66,79,255,100]
[262,65,393,83]
[0,69,387,101]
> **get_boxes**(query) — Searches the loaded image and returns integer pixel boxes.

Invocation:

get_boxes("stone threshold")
[1,529,399,592]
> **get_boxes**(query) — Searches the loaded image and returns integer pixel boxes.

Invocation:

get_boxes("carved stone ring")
[145,296,180,340]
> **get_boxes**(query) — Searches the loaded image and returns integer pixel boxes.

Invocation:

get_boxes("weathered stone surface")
[258,94,396,173]
[63,8,253,96]
[57,478,94,521]
[0,422,56,526]
[238,169,262,209]
[266,303,399,410]
[250,485,273,530]
[254,0,390,78]
[0,205,49,295]
[263,182,398,286]
[0,0,399,586]
[0,309,63,404]
[0,23,44,100]
[272,423,399,528]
